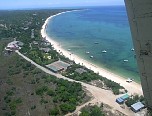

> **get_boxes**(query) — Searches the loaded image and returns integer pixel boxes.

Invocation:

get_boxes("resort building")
[120,94,129,101]
[5,41,24,51]
[21,27,29,30]
[39,48,51,53]
[41,38,51,46]
[75,68,87,74]
[116,97,124,104]
[31,29,35,38]
[131,102,145,113]
[46,61,71,73]
[116,94,129,104]
[33,41,39,45]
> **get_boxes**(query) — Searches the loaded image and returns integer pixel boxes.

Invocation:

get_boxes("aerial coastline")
[41,10,143,95]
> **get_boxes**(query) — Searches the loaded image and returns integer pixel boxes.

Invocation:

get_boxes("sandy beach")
[41,10,143,95]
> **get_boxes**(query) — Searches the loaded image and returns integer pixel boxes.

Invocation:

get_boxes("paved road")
[16,50,135,116]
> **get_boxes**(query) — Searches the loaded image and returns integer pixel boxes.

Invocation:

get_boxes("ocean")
[46,6,140,83]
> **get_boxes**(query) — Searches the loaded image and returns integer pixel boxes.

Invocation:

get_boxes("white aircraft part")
[124,0,152,108]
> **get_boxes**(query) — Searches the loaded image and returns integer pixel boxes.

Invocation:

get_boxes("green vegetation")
[3,87,22,115]
[27,47,59,65]
[102,77,123,95]
[65,64,99,81]
[49,107,59,115]
[147,108,152,116]
[125,95,145,107]
[0,38,87,115]
[35,86,48,96]
[0,9,87,115]
[64,64,125,95]
[80,105,105,116]
[0,10,67,40]
[31,105,36,110]
[0,9,71,66]
[40,76,85,114]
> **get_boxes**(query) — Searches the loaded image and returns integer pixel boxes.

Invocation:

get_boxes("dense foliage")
[65,64,125,95]
[0,9,71,66]
[0,10,66,40]
[0,39,86,115]
[80,105,105,116]
[101,77,123,95]
[125,95,145,107]
[36,76,85,114]
[147,108,152,116]
[0,9,87,116]
[66,64,99,81]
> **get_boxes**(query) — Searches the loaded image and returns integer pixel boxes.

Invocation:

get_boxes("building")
[21,27,29,30]
[33,41,38,45]
[5,41,24,51]
[125,0,152,108]
[75,68,87,74]
[116,98,124,104]
[116,94,129,105]
[120,94,129,100]
[131,102,145,113]
[40,48,51,53]
[46,61,71,73]
[31,29,35,38]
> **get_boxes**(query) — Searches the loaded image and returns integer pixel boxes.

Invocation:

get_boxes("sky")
[0,0,125,10]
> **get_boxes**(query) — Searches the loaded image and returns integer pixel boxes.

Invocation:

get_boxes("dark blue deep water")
[46,6,140,82]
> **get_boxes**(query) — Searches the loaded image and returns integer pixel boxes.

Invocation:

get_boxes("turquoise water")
[46,6,140,83]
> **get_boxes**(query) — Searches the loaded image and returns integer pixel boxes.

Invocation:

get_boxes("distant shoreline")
[41,10,143,95]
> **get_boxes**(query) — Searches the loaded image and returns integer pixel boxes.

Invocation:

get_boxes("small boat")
[94,42,99,44]
[123,59,129,62]
[131,48,135,51]
[86,51,90,54]
[126,78,133,83]
[90,56,94,58]
[68,49,71,51]
[102,50,107,53]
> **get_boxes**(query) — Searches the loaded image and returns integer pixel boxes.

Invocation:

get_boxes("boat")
[86,51,90,54]
[102,50,107,53]
[68,49,71,51]
[131,48,135,51]
[90,56,94,58]
[126,78,133,83]
[94,42,99,44]
[123,59,129,62]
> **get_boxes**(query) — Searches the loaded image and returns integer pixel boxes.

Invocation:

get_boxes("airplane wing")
[124,0,152,108]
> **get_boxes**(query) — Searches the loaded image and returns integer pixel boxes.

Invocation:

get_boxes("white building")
[5,41,23,51]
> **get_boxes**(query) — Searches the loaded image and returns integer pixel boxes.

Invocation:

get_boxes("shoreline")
[41,10,143,95]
